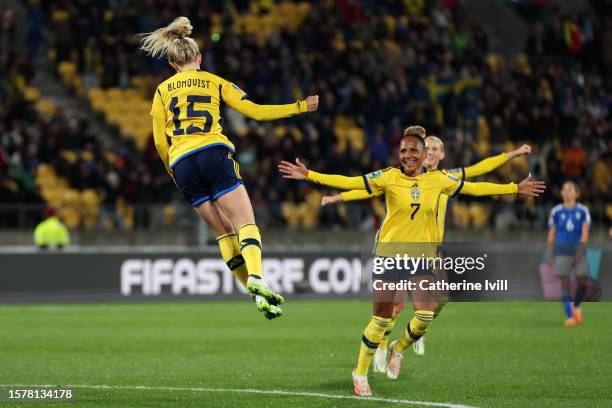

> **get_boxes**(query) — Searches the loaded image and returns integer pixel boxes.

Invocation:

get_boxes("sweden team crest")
[411,183,420,201]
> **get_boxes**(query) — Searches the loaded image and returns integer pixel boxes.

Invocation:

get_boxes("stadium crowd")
[1,0,610,231]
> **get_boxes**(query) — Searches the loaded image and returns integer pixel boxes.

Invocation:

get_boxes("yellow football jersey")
[341,168,459,245]
[363,168,461,255]
[340,153,509,242]
[308,165,517,256]
[150,69,307,169]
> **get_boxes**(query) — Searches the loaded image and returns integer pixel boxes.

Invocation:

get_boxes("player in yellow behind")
[139,17,319,319]
[279,127,544,396]
[321,131,532,368]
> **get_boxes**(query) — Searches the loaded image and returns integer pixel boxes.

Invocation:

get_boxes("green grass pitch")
[1,300,611,407]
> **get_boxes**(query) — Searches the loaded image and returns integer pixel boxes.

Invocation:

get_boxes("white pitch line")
[0,383,477,408]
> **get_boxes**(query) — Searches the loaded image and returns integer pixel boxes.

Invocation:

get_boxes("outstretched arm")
[459,180,518,196]
[342,190,381,201]
[457,174,545,197]
[221,78,317,120]
[278,159,372,191]
[321,190,381,206]
[463,144,531,178]
[227,96,318,120]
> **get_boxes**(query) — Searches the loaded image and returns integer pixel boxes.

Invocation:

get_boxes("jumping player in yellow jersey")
[320,130,532,366]
[278,127,545,396]
[138,17,318,319]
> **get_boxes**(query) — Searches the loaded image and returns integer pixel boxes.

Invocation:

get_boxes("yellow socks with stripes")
[355,315,392,375]
[238,224,263,278]
[378,311,398,350]
[395,310,434,353]
[216,233,248,288]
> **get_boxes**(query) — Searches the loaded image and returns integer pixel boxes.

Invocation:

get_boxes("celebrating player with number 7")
[279,127,545,397]
[139,17,318,319]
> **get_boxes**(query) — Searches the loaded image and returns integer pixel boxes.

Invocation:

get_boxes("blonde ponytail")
[137,17,199,65]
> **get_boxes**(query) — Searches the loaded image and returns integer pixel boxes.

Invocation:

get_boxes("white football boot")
[373,346,388,373]
[413,335,425,356]
[352,368,372,396]
[386,340,404,380]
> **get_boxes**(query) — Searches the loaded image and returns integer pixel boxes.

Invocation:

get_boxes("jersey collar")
[397,165,428,178]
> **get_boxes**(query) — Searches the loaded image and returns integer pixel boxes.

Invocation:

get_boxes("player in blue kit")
[547,181,591,327]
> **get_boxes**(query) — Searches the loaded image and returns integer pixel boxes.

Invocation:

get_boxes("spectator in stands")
[562,137,588,180]
[34,208,70,249]
[2,0,608,232]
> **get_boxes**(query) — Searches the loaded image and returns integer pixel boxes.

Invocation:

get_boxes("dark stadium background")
[1,0,610,245]
[0,1,611,406]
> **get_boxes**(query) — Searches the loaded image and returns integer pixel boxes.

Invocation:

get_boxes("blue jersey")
[548,203,591,256]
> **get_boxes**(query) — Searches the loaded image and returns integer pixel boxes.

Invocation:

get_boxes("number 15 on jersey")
[168,95,213,135]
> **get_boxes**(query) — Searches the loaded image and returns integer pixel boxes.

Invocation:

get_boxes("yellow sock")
[379,311,398,349]
[395,310,434,353]
[216,232,248,288]
[238,224,262,278]
[355,315,391,375]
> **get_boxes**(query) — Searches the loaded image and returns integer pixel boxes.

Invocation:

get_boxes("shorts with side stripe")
[172,146,242,207]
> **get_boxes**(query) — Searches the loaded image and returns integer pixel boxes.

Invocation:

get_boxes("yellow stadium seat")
[36,99,57,119]
[60,150,78,165]
[81,150,94,162]
[605,204,612,220]
[56,179,69,189]
[73,75,84,96]
[24,86,40,101]
[122,205,135,231]
[4,180,18,194]
[40,187,62,207]
[470,203,490,229]
[103,150,116,165]
[80,189,100,230]
[58,61,77,80]
[273,126,288,138]
[302,190,323,230]
[163,204,176,226]
[37,163,56,177]
[88,88,104,100]
[58,207,80,229]
[106,88,124,101]
[123,88,140,100]
[81,189,100,205]
[347,127,365,151]
[134,138,148,150]
[282,202,300,228]
[131,76,150,93]
[36,174,56,189]
[452,202,470,229]
[105,111,123,126]
[61,189,80,206]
